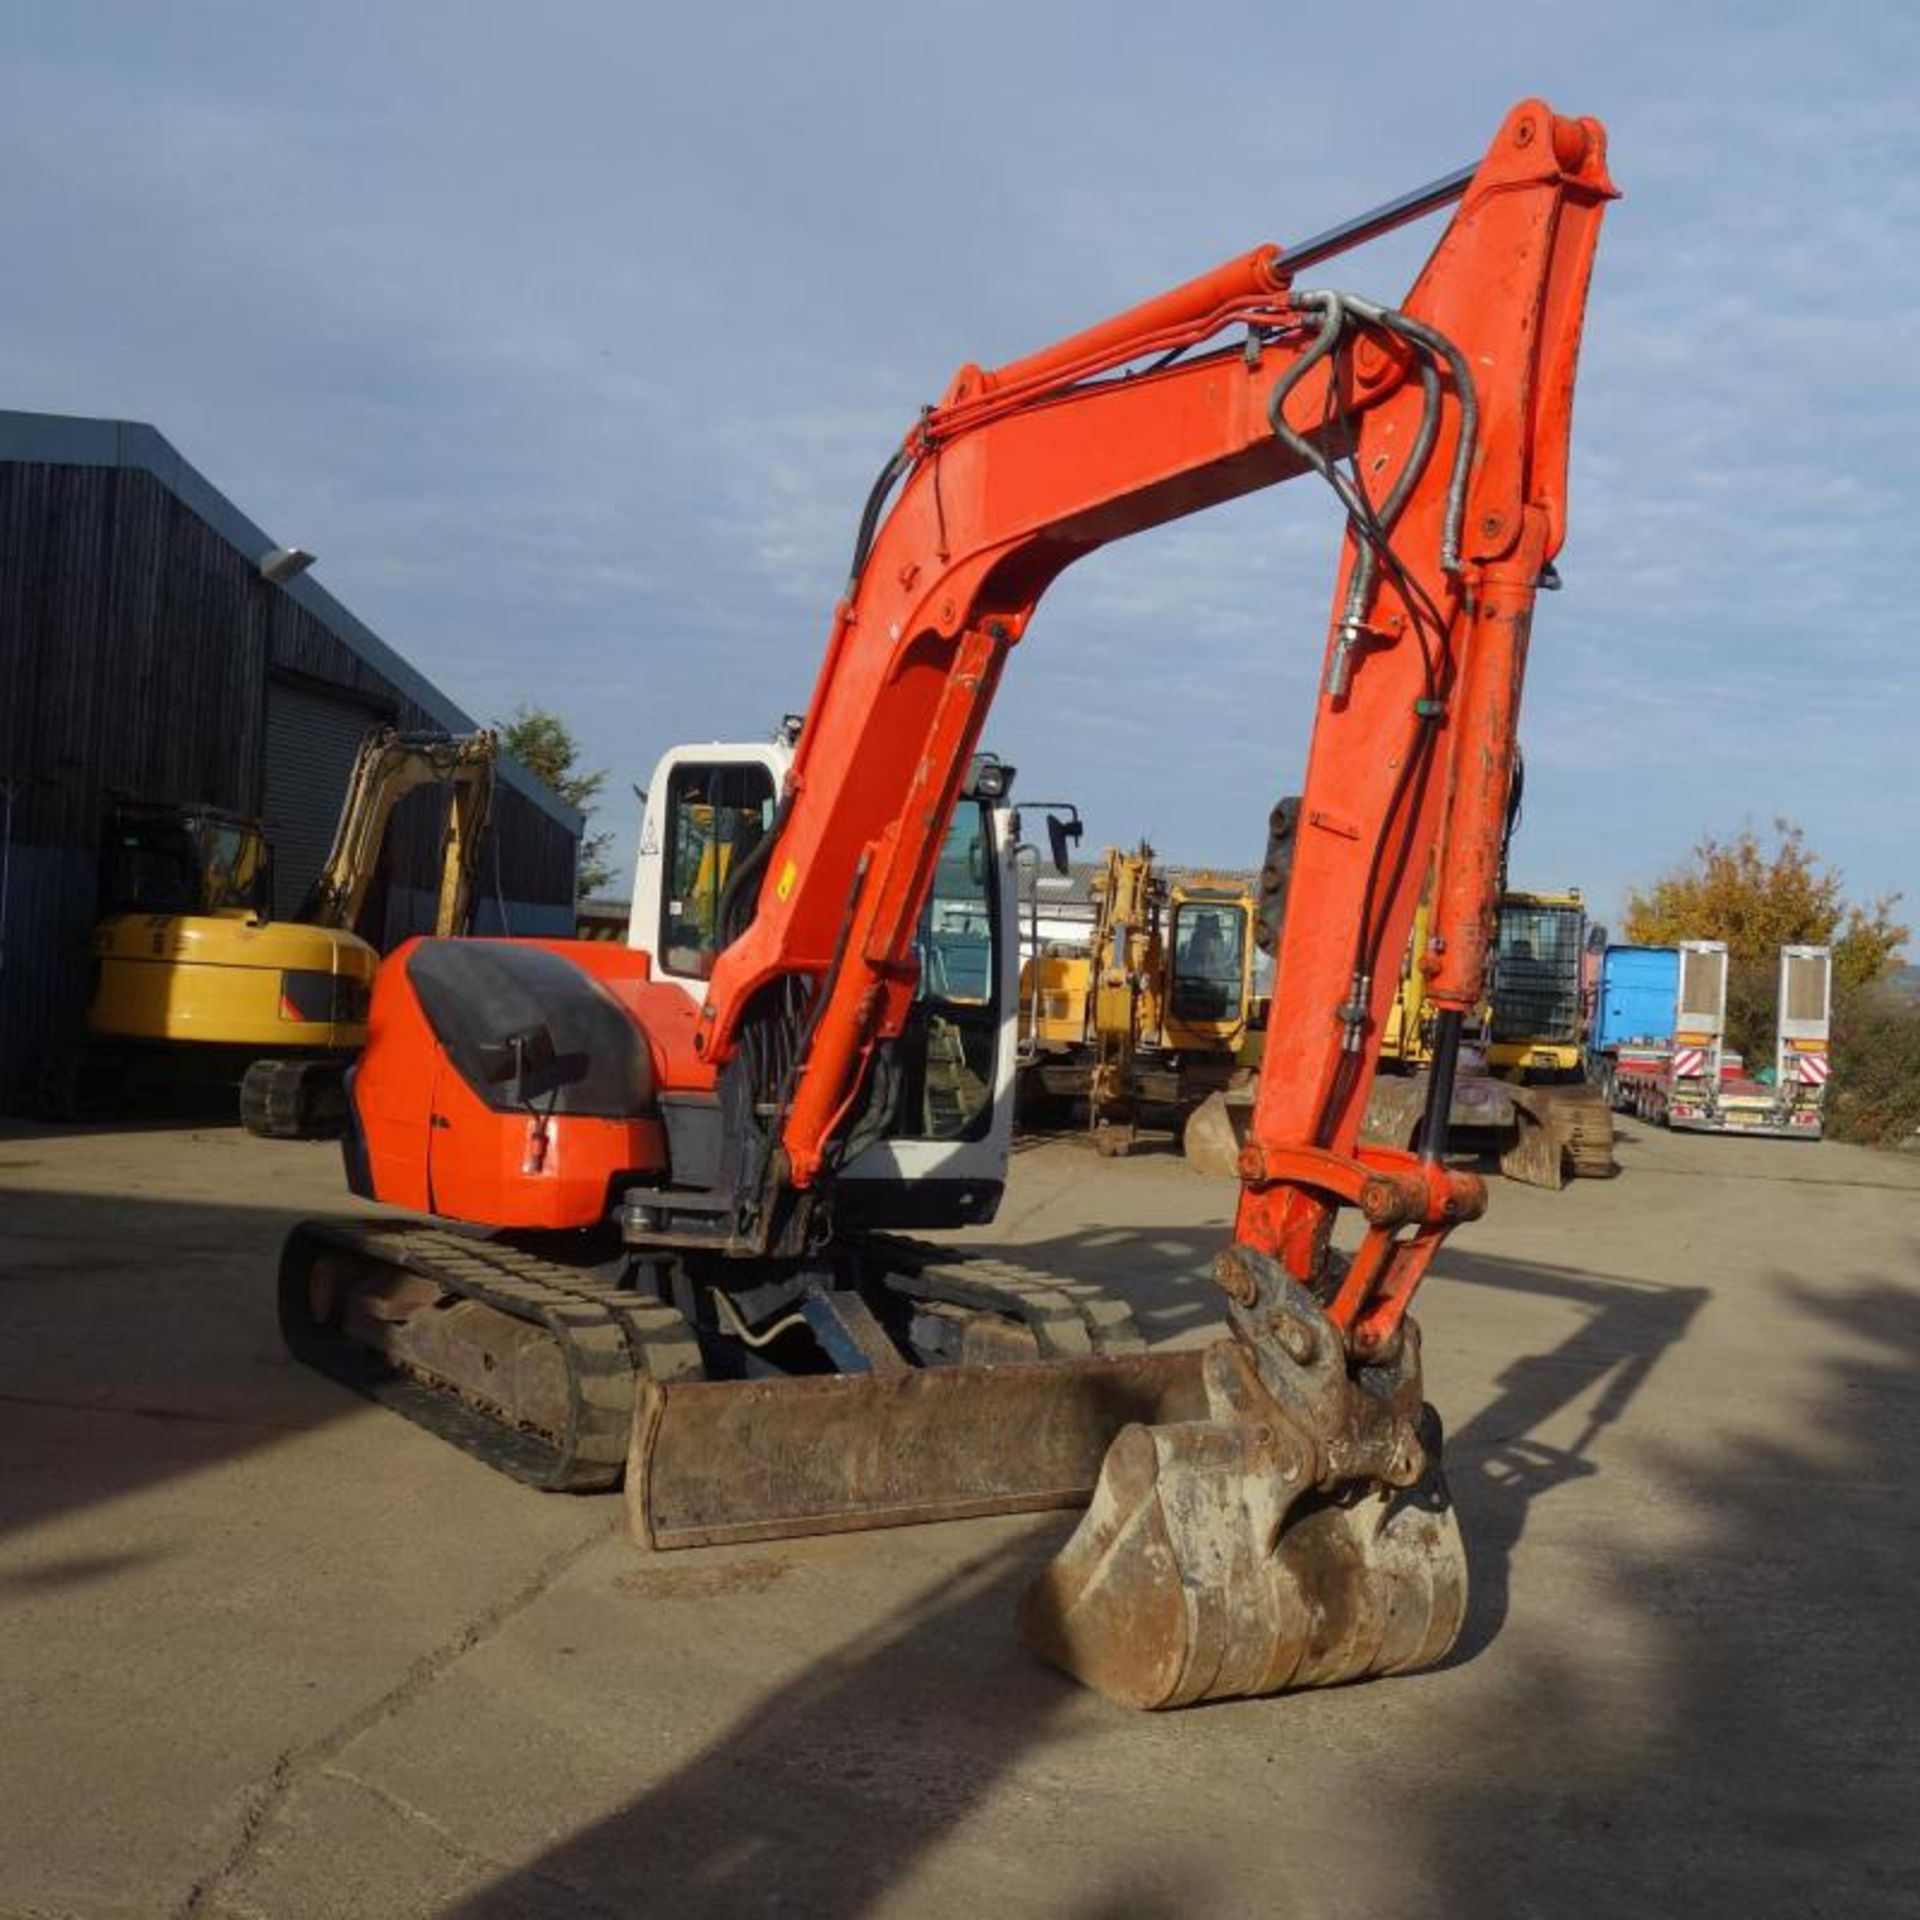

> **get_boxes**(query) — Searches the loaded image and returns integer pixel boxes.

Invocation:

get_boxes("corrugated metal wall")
[0,463,268,845]
[0,843,98,1107]
[0,451,579,1111]
[263,677,394,918]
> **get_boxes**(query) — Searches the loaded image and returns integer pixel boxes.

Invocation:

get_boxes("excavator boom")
[702,105,1613,1241]
[702,100,1615,1702]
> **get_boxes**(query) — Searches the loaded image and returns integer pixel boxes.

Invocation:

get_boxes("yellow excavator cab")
[1162,877,1255,1055]
[1487,889,1588,1079]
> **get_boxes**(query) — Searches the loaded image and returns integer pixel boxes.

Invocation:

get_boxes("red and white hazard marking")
[1672,1048,1707,1079]
[1796,1053,1831,1086]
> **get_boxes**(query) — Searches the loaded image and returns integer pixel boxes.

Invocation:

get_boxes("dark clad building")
[0,408,581,1109]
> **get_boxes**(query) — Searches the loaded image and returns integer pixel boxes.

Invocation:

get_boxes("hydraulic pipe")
[1280,165,1476,273]
[1419,1007,1463,1165]
[979,162,1478,400]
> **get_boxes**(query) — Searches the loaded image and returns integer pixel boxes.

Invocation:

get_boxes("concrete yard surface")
[1,1119,1916,1919]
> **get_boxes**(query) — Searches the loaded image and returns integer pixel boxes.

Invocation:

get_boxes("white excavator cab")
[627,736,1025,1230]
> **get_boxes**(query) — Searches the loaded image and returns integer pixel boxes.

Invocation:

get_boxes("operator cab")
[655,760,779,980]
[1167,892,1252,1032]
[99,803,272,920]
[634,739,1014,1150]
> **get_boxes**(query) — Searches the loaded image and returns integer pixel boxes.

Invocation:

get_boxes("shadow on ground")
[0,1174,361,1541]
[1403,1261,1920,1918]
[446,1243,1727,1919]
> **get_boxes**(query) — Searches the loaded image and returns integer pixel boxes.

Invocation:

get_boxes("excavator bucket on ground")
[1183,1088,1251,1180]
[1020,1249,1466,1707]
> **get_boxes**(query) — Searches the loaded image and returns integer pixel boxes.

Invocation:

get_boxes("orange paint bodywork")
[352,938,697,1231]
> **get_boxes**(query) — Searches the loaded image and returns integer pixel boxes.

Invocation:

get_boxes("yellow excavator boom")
[300,728,500,935]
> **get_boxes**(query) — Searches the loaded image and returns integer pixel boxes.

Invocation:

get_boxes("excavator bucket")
[1183,1087,1252,1178]
[1020,1249,1467,1708]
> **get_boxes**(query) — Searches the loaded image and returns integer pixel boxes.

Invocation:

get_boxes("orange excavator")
[281,101,1615,1709]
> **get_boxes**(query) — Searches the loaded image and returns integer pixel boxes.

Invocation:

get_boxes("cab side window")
[659,763,777,978]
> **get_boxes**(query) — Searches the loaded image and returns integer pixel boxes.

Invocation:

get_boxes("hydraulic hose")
[1267,291,1477,1149]
[847,448,913,590]
[1323,291,1479,572]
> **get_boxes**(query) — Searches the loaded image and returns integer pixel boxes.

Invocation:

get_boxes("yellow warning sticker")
[775,858,798,903]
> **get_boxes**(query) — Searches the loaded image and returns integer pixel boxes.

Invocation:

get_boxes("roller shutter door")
[264,681,388,919]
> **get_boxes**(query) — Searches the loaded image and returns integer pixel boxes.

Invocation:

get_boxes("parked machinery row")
[1017,844,1259,1154]
[1187,884,1617,1189]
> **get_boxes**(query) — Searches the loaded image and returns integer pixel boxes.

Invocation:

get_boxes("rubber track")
[279,1220,701,1493]
[242,1059,350,1140]
[858,1234,1148,1356]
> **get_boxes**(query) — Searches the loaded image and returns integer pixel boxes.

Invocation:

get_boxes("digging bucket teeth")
[1020,1248,1467,1709]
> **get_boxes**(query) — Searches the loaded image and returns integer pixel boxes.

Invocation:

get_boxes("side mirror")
[1046,812,1082,876]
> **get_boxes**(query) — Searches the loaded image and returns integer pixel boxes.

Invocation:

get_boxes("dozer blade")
[1020,1256,1468,1709]
[627,1350,1209,1550]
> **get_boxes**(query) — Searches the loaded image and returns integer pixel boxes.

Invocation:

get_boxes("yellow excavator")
[1364,894,1614,1185]
[1190,890,1614,1187]
[45,728,498,1133]
[1020,844,1256,1153]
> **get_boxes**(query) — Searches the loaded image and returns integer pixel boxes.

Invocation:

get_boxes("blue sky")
[2,2,1913,942]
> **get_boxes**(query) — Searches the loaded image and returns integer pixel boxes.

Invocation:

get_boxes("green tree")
[498,704,617,896]
[1623,821,1911,1141]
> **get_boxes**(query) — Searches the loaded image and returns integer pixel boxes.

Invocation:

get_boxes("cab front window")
[897,804,998,1140]
[1170,902,1248,1023]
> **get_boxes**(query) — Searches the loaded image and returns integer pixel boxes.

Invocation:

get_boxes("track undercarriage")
[242,1057,352,1140]
[280,1215,1464,1706]
[279,1221,1203,1537]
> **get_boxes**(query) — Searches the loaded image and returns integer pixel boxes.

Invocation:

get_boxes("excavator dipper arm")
[297,728,500,936]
